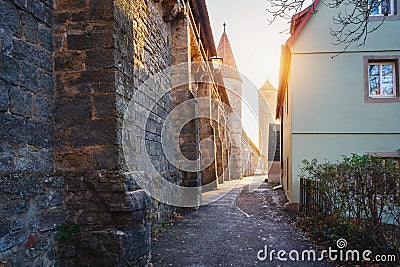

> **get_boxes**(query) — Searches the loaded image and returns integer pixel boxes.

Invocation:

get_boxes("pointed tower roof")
[259,78,277,91]
[217,25,242,82]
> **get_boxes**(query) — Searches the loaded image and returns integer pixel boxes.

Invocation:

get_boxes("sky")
[206,0,290,146]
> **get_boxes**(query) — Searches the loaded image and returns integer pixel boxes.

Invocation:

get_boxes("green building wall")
[286,1,400,203]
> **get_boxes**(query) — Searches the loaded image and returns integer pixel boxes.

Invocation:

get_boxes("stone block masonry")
[0,0,237,265]
[0,0,54,174]
[0,0,176,264]
[52,0,181,265]
[0,173,65,266]
[0,0,58,264]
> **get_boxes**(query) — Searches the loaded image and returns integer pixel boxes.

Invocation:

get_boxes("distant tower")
[217,25,243,179]
[258,78,279,179]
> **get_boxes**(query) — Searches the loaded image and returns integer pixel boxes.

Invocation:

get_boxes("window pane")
[382,64,393,76]
[382,76,393,84]
[381,0,392,14]
[369,0,380,14]
[369,65,381,96]
[382,81,394,95]
[369,64,380,76]
[382,64,394,96]
[369,77,381,96]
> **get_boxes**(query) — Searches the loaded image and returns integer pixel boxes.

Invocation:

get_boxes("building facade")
[277,0,400,203]
[258,79,280,182]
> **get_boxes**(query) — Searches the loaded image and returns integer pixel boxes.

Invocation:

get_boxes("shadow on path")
[151,179,333,266]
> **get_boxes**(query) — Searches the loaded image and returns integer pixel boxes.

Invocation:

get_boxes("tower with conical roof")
[217,25,243,179]
[258,78,279,181]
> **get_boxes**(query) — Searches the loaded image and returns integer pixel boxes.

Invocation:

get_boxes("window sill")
[369,96,397,99]
[369,14,400,21]
[365,97,400,103]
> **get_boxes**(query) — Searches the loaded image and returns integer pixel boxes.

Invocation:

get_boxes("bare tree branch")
[267,0,391,51]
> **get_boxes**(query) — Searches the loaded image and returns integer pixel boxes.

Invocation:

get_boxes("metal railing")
[300,178,323,216]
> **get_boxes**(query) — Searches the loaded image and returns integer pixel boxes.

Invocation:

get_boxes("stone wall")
[0,173,64,266]
[53,0,180,265]
[114,0,180,220]
[0,0,54,173]
[242,133,260,177]
[171,15,200,189]
[224,78,243,180]
[54,0,116,173]
[0,0,236,265]
[210,88,231,186]
[0,0,61,265]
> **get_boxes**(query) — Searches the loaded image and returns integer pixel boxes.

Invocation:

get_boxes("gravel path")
[151,180,333,267]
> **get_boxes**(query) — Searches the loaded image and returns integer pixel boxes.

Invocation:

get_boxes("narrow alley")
[1,0,399,265]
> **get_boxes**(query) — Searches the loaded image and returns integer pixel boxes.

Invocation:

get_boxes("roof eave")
[286,0,320,47]
[190,0,217,56]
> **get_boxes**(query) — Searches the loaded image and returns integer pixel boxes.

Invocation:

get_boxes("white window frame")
[369,0,395,16]
[368,62,397,98]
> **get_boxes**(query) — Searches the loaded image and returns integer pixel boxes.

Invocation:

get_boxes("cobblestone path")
[151,177,332,267]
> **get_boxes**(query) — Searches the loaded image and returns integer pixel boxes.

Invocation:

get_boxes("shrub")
[299,154,400,263]
[56,223,81,242]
